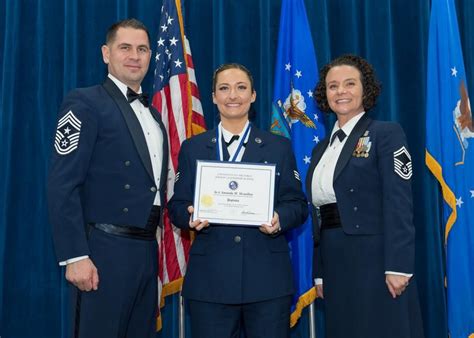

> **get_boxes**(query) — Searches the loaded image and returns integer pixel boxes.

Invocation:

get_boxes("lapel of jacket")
[305,137,330,203]
[241,126,265,163]
[103,78,154,182]
[149,105,169,194]
[333,114,372,181]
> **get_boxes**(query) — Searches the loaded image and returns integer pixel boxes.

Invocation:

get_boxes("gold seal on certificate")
[193,160,276,226]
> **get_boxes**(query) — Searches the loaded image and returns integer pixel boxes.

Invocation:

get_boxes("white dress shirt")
[311,113,365,207]
[108,74,163,206]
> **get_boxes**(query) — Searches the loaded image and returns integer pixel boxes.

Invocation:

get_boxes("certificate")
[193,160,275,226]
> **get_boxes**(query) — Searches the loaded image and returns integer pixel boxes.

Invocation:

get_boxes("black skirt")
[320,227,424,338]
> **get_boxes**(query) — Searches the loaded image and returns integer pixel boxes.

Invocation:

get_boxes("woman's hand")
[385,274,410,298]
[259,211,281,235]
[187,205,210,231]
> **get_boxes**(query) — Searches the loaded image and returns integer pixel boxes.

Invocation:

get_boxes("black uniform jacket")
[306,115,415,278]
[48,78,169,262]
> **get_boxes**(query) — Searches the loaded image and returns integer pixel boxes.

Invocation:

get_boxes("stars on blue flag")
[425,0,474,337]
[272,58,324,168]
[154,1,187,92]
[270,0,325,326]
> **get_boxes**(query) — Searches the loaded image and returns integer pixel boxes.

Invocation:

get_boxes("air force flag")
[425,0,474,337]
[270,0,326,327]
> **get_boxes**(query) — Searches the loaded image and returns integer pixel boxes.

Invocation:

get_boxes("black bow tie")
[330,129,346,145]
[225,135,240,147]
[127,88,149,107]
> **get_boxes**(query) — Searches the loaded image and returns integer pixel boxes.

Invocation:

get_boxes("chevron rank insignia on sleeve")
[293,170,301,181]
[175,172,180,183]
[393,146,412,180]
[54,110,82,155]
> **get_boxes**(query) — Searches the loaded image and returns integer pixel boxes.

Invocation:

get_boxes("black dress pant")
[188,295,292,338]
[70,226,157,338]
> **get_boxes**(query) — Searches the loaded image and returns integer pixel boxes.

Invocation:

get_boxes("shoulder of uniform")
[254,128,291,147]
[65,84,103,96]
[193,129,215,142]
[57,86,105,127]
[181,129,215,148]
[370,120,403,133]
[64,85,105,104]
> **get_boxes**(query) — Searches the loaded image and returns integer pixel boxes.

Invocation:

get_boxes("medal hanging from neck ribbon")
[216,123,251,162]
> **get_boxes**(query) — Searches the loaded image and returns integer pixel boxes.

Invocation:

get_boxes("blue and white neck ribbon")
[216,122,251,162]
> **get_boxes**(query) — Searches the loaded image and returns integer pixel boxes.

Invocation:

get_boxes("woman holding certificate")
[168,63,307,338]
[307,54,423,338]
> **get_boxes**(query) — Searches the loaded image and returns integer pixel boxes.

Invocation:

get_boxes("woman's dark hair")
[314,54,381,113]
[212,63,255,92]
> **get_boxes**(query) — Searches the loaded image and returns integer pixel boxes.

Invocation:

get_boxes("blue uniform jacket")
[48,78,169,262]
[168,126,308,304]
[306,115,415,278]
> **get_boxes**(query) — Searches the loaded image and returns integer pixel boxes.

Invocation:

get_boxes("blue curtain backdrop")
[1,0,473,337]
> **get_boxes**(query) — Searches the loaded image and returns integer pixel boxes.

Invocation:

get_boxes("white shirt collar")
[220,120,250,143]
[331,112,365,139]
[107,74,143,99]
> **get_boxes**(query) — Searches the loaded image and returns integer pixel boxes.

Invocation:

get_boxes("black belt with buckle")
[88,206,161,240]
[90,223,156,240]
[320,203,342,230]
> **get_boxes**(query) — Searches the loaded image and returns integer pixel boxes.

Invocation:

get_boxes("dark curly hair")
[314,54,381,113]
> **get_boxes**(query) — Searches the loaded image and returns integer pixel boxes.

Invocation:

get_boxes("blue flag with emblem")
[425,0,474,337]
[270,0,326,326]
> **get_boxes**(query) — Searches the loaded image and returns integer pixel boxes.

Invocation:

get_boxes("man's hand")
[259,211,281,235]
[65,258,99,292]
[385,274,410,299]
[187,206,209,231]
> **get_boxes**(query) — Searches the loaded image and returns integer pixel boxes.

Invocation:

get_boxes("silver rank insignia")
[293,170,301,181]
[353,131,371,158]
[175,171,180,182]
[54,110,81,155]
[393,146,412,180]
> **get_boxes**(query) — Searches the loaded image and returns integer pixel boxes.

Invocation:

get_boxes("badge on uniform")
[393,146,412,180]
[175,171,180,183]
[353,130,371,158]
[54,110,81,155]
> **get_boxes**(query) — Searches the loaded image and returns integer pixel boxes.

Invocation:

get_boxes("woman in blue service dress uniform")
[306,54,424,338]
[168,63,308,338]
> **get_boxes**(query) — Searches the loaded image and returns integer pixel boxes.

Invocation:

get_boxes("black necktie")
[225,135,240,147]
[127,88,149,107]
[330,129,346,145]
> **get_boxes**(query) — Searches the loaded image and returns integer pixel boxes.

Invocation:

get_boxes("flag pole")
[179,293,185,338]
[309,301,317,338]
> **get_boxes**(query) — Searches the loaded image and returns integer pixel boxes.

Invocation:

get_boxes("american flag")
[152,0,206,330]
